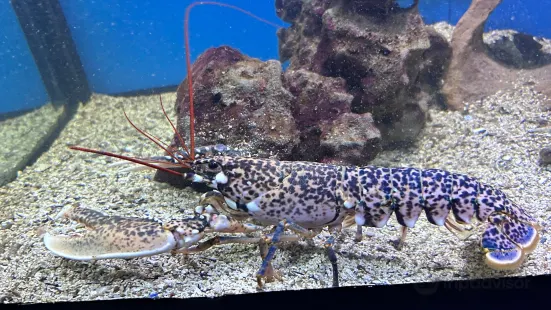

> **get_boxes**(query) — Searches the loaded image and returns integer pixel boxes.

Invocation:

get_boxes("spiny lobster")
[43,1,542,290]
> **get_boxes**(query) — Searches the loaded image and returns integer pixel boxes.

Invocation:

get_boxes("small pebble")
[538,147,551,166]
[472,127,487,135]
[364,230,375,237]
[1,221,13,230]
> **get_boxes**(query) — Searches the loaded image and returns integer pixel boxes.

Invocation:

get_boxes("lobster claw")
[43,205,178,261]
[43,196,260,262]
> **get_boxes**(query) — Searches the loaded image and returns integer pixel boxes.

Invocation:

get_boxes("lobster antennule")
[121,106,191,167]
[159,95,191,159]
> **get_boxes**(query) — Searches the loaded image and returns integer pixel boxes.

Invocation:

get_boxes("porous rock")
[487,31,551,69]
[168,46,383,167]
[319,112,381,165]
[172,45,299,158]
[539,146,551,166]
[155,46,301,187]
[283,68,382,162]
[277,0,433,145]
[159,0,460,175]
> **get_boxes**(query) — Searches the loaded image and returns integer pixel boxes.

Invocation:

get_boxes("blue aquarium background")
[1,0,550,114]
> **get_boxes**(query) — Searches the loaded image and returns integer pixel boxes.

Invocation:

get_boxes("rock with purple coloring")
[277,0,434,145]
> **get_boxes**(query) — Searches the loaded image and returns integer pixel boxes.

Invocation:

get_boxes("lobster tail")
[481,213,540,270]
[350,166,541,271]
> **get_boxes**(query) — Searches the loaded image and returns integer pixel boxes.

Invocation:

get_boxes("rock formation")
[442,0,551,111]
[173,46,299,159]
[277,0,438,147]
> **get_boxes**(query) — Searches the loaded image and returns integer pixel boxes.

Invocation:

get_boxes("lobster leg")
[256,220,286,288]
[174,234,300,255]
[355,225,363,242]
[178,191,300,282]
[256,219,320,288]
[258,236,282,285]
[324,235,339,287]
[393,226,408,250]
[175,228,301,286]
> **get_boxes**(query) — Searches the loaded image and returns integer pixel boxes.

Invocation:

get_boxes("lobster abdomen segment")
[352,167,459,228]
[349,165,541,269]
[351,167,536,230]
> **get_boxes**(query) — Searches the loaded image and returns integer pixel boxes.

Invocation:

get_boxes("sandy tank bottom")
[0,81,550,303]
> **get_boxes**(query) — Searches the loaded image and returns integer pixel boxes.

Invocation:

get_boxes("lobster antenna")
[65,2,282,175]
[183,1,283,160]
[69,146,187,176]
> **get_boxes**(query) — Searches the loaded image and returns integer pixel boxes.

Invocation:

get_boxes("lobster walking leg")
[174,234,300,255]
[324,235,339,287]
[256,219,321,288]
[393,226,408,250]
[258,236,282,285]
[355,225,363,242]
[256,220,286,288]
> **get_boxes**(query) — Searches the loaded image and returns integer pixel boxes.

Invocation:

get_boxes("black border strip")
[3,274,550,309]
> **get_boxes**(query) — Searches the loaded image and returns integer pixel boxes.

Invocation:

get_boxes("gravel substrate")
[0,104,65,187]
[3,21,551,303]
[0,80,549,304]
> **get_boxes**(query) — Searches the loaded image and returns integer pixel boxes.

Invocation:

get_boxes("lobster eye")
[208,161,218,169]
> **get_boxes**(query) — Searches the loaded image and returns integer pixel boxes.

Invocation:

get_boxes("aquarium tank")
[0,0,549,305]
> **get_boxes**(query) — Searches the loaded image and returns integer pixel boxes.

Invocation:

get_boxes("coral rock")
[283,68,382,162]
[487,31,551,69]
[277,0,432,145]
[539,146,551,166]
[284,69,353,131]
[319,112,381,165]
[173,46,299,158]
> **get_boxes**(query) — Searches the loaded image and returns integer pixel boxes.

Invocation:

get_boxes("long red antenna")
[182,1,283,160]
[67,2,283,175]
